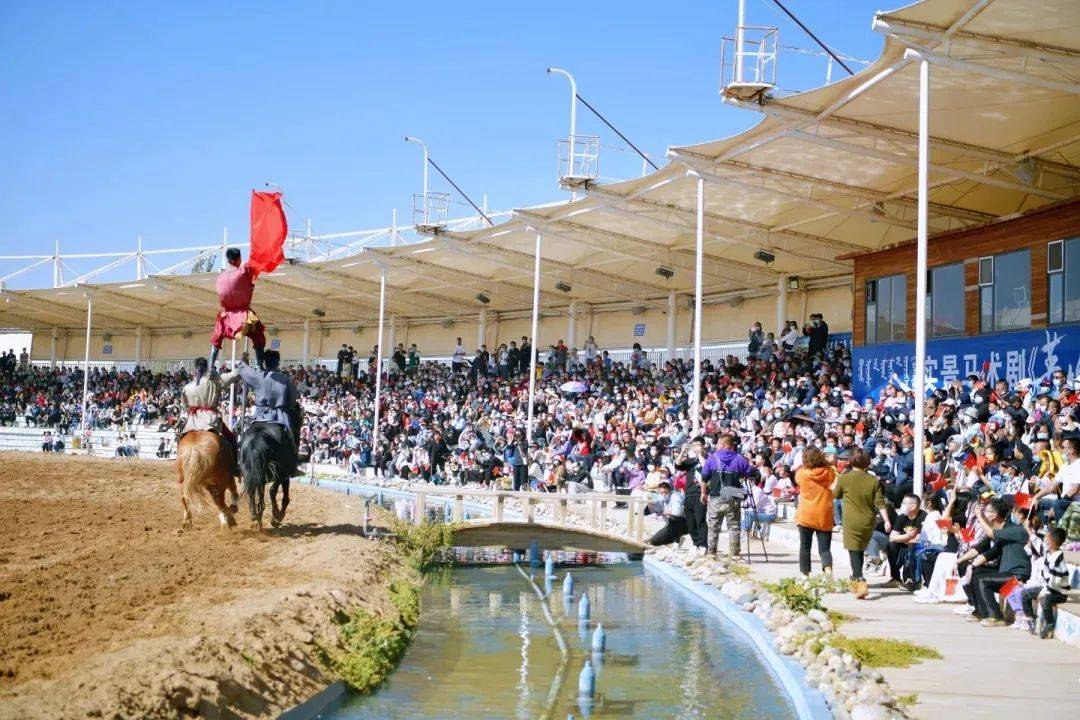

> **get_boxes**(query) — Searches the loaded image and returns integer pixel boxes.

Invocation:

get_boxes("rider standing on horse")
[233,349,304,474]
[179,357,242,467]
[209,247,267,370]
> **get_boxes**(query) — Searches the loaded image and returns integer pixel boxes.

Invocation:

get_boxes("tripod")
[740,478,770,564]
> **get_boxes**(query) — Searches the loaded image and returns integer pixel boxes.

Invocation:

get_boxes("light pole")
[546,68,577,144]
[404,136,429,224]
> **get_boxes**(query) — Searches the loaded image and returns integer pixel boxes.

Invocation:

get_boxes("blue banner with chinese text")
[852,326,1080,399]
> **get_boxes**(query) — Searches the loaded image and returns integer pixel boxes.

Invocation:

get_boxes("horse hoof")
[229,504,239,513]
[270,518,281,528]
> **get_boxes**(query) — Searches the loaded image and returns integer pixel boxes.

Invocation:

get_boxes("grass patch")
[826,609,858,626]
[321,579,421,694]
[895,692,919,707]
[829,635,941,668]
[729,563,753,579]
[761,577,826,614]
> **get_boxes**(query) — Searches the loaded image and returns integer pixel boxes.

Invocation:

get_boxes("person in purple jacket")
[700,434,755,559]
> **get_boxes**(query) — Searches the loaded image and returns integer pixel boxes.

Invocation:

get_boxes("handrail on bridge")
[404,485,650,545]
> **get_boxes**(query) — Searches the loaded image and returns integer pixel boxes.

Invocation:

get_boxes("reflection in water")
[325,564,797,720]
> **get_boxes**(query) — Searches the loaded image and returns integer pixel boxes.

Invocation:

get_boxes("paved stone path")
[739,527,1080,720]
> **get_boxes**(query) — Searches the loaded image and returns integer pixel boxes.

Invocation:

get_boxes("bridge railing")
[407,487,651,545]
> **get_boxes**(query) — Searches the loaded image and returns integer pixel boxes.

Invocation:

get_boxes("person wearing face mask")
[967,497,1032,626]
[886,493,926,589]
[1033,435,1080,525]
[646,481,686,546]
[886,437,915,505]
[675,437,708,549]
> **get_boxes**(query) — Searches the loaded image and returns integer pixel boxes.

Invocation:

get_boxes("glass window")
[928,263,965,337]
[1048,237,1080,325]
[979,249,1030,333]
[865,273,906,344]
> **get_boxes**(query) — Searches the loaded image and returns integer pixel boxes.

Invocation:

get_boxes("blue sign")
[633,323,646,337]
[852,326,1080,399]
[270,339,281,350]
[102,345,113,355]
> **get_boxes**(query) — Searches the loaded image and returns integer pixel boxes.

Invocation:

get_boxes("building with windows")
[851,199,1080,397]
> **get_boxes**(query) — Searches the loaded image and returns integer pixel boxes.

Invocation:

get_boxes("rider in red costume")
[209,247,267,370]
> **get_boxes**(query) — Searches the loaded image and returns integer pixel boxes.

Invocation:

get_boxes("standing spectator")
[747,323,764,358]
[583,336,598,366]
[794,446,836,578]
[19,347,29,370]
[701,435,754,559]
[1019,527,1070,638]
[806,313,829,358]
[452,337,467,374]
[336,344,349,377]
[407,344,420,376]
[392,343,406,375]
[780,321,799,353]
[835,448,890,598]
[506,341,521,377]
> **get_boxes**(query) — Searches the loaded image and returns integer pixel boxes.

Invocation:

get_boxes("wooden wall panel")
[852,199,1080,346]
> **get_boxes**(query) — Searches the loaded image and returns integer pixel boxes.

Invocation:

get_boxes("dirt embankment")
[0,453,408,719]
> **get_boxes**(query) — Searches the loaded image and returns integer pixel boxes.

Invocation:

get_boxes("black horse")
[239,421,298,529]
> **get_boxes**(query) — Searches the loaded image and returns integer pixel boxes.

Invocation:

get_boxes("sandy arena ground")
[0,453,402,719]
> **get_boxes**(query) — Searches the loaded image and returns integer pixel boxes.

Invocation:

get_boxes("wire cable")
[767,0,855,76]
[426,157,495,226]
[575,94,660,171]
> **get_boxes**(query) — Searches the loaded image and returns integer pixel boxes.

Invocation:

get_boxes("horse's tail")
[178,434,218,511]
[239,426,280,500]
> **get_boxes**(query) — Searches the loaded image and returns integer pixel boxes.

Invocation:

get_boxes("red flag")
[1013,492,1033,510]
[960,526,976,543]
[930,477,948,492]
[998,576,1022,600]
[935,518,952,530]
[248,191,287,279]
[963,452,978,469]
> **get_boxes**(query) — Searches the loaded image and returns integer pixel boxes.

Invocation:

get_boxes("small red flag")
[930,478,948,492]
[963,452,978,469]
[935,518,952,530]
[248,191,288,279]
[998,576,1022,600]
[1013,492,1033,510]
[960,526,976,543]
[772,488,782,498]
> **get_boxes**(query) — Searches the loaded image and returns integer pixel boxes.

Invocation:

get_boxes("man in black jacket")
[674,436,709,548]
[806,313,829,357]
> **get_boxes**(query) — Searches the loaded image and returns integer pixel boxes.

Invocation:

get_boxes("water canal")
[322,563,798,720]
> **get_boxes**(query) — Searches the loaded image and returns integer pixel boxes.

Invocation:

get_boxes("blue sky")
[0,0,889,284]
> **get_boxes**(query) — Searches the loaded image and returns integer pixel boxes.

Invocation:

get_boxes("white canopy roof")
[3,0,1078,335]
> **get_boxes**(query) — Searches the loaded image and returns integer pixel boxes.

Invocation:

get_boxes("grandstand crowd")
[1,316,1077,635]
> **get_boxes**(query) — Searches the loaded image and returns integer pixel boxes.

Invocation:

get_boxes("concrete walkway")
[738,529,1080,720]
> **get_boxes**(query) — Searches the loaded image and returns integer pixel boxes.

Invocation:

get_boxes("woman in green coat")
[835,448,891,599]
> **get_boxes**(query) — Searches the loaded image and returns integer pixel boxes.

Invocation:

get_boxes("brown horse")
[177,431,240,530]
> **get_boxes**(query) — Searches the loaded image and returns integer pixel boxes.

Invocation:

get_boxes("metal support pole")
[478,307,487,349]
[567,300,577,352]
[372,268,387,457]
[53,239,61,288]
[777,275,788,336]
[302,318,311,367]
[136,236,145,280]
[50,326,58,369]
[220,228,228,270]
[387,316,397,363]
[692,176,704,438]
[404,137,429,224]
[134,326,143,368]
[228,338,237,429]
[667,291,677,364]
[80,295,93,437]
[735,0,747,82]
[913,60,930,499]
[526,231,542,442]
